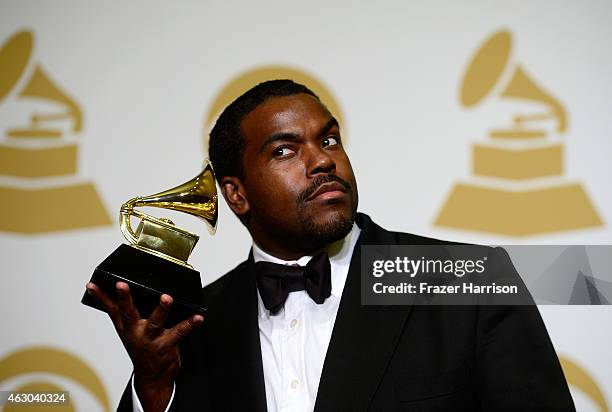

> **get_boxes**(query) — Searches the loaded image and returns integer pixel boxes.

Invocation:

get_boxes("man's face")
[233,93,358,256]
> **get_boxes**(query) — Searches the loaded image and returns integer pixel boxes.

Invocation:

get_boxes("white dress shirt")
[132,223,361,412]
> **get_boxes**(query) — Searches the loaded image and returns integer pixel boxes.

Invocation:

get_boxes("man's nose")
[306,145,336,176]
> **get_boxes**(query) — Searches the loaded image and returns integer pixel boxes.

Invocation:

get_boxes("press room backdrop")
[1,1,611,410]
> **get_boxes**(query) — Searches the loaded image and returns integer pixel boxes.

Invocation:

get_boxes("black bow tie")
[255,251,332,315]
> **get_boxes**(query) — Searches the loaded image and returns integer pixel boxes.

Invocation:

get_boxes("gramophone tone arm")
[119,197,144,245]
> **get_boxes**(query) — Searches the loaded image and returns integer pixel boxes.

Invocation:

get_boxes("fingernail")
[194,315,204,324]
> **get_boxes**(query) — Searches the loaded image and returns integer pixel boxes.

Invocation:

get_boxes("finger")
[115,282,141,326]
[166,314,204,346]
[86,282,116,313]
[145,294,173,336]
[86,282,123,326]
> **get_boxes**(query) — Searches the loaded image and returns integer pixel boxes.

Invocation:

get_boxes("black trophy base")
[82,244,205,327]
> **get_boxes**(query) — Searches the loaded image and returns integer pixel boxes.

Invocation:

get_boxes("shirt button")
[290,319,298,329]
[290,379,300,389]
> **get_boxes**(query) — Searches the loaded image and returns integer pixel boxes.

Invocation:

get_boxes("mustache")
[297,175,352,204]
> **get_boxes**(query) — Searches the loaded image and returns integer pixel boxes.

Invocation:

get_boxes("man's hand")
[86,281,203,412]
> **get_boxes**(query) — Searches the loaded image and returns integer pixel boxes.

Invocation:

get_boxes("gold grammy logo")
[560,355,609,412]
[204,65,344,150]
[0,30,111,233]
[0,346,111,411]
[435,29,603,236]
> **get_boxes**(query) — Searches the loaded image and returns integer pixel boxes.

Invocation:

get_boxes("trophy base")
[435,181,603,236]
[82,244,205,327]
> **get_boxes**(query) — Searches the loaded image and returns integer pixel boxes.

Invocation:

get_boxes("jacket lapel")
[214,256,268,411]
[314,214,413,411]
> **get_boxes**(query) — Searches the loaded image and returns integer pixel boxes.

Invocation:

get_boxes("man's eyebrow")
[259,117,340,152]
[318,117,339,138]
[260,133,301,152]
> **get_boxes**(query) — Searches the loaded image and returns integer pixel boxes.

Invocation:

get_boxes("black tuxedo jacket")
[119,213,574,411]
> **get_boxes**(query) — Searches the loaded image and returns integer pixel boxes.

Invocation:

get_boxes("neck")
[252,232,348,262]
[252,242,326,261]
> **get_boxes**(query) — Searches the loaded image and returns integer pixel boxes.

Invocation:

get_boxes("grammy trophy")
[82,162,218,326]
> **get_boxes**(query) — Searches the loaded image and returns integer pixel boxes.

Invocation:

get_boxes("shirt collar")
[252,223,361,303]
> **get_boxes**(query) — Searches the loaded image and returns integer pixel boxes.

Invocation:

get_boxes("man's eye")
[322,136,339,147]
[272,147,295,157]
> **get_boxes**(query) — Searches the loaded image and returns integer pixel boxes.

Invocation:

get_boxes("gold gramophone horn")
[460,30,567,137]
[119,161,218,267]
[0,30,83,136]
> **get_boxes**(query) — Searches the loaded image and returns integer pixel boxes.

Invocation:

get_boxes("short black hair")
[208,79,319,183]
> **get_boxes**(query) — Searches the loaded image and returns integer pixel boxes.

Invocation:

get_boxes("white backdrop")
[1,1,611,410]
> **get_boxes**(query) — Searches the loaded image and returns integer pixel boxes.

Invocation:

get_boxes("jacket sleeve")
[116,375,176,412]
[475,247,575,411]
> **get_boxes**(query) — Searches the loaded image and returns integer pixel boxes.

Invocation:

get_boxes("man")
[87,80,575,411]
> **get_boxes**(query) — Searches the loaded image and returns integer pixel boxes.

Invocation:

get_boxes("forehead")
[240,94,333,144]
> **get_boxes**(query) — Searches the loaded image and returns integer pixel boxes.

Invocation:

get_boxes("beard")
[295,175,358,248]
[298,208,356,245]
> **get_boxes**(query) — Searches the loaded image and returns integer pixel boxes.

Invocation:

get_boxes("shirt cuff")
[130,374,175,412]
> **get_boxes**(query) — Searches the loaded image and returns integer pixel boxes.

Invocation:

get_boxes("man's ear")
[221,176,250,217]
